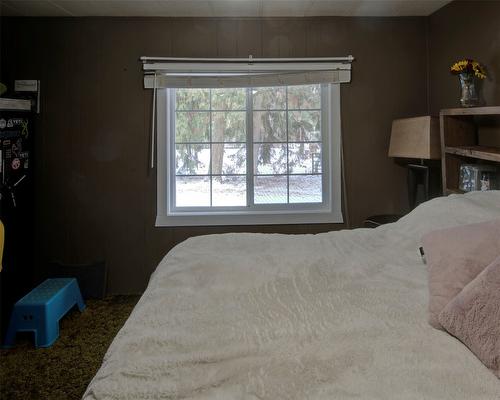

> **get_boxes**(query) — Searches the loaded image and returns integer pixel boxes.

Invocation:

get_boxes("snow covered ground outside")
[175,174,321,207]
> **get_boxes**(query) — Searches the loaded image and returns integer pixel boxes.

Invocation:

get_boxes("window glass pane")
[176,89,210,110]
[212,111,246,142]
[289,175,322,203]
[212,176,246,206]
[288,111,321,142]
[175,144,210,175]
[175,176,210,207]
[288,143,322,174]
[252,87,286,110]
[254,144,287,175]
[287,84,321,109]
[253,111,286,142]
[212,88,246,110]
[170,84,329,213]
[254,176,287,204]
[175,112,210,142]
[212,144,246,175]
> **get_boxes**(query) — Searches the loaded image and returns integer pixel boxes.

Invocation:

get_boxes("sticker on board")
[11,158,21,170]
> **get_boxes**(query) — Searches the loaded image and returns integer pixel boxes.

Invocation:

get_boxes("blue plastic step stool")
[3,278,85,348]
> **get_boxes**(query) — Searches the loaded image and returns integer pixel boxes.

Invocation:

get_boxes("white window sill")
[156,210,343,227]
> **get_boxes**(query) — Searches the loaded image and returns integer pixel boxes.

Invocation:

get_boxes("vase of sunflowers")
[450,59,487,107]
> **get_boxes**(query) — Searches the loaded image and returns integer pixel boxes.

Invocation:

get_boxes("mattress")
[84,191,500,399]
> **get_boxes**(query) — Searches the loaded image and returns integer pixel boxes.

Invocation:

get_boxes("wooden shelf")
[440,106,500,116]
[440,105,500,195]
[445,145,500,162]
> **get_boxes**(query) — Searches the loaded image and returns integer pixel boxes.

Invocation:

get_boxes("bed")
[84,191,500,400]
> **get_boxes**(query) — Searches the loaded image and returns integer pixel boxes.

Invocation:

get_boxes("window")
[156,84,342,226]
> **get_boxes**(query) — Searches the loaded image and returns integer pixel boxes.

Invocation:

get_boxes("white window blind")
[142,56,354,88]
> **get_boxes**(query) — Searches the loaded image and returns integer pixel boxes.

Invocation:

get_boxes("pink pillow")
[422,219,500,329]
[438,256,500,378]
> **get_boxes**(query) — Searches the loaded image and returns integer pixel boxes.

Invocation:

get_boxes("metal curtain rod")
[140,55,355,63]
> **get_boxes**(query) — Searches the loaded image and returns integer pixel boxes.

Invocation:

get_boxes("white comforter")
[84,191,500,400]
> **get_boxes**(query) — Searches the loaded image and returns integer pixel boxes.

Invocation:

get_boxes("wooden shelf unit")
[440,106,500,116]
[444,145,500,162]
[440,106,500,195]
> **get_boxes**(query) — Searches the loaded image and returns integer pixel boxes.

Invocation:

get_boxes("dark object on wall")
[0,100,35,341]
[46,261,107,299]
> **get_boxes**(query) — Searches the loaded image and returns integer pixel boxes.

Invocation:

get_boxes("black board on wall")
[0,107,35,339]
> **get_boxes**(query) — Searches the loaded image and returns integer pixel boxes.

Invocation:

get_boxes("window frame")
[156,84,343,226]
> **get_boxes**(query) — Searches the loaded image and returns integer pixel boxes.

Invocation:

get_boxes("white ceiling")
[1,0,452,17]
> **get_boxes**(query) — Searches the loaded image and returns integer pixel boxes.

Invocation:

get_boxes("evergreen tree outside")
[174,84,322,207]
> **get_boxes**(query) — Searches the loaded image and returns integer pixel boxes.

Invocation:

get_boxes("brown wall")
[428,1,500,114]
[1,17,428,293]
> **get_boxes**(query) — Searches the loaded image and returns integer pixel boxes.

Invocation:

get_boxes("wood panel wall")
[1,16,427,293]
[428,1,500,113]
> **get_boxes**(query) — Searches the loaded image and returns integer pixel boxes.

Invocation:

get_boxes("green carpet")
[0,295,140,400]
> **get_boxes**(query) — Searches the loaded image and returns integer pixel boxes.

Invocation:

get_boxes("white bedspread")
[84,192,500,400]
